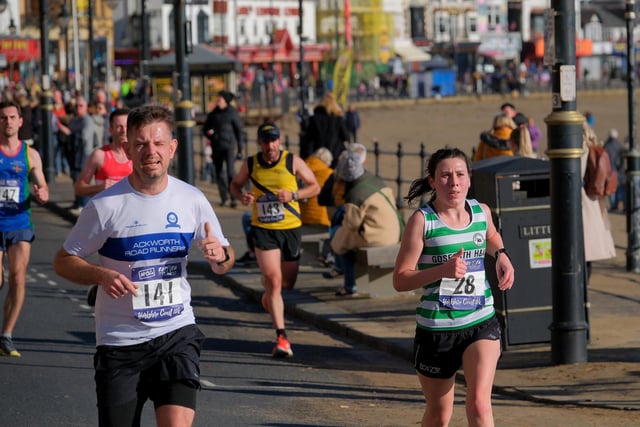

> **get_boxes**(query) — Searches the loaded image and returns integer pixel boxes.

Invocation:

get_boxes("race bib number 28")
[438,257,486,310]
[131,262,184,321]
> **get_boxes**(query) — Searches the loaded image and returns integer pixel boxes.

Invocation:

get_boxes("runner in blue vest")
[0,101,49,357]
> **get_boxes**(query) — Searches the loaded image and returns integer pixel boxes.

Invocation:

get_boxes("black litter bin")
[470,156,552,348]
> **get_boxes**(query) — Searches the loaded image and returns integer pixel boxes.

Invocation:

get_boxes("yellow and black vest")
[249,150,301,230]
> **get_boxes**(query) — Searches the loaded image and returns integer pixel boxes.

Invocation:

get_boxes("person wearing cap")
[202,90,244,207]
[230,122,320,358]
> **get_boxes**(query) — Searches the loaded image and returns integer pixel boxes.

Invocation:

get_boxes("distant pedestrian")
[509,125,538,159]
[472,113,516,161]
[584,111,595,129]
[603,128,626,212]
[57,96,99,212]
[344,104,361,143]
[500,102,528,130]
[393,147,514,427]
[527,116,543,153]
[300,93,350,167]
[581,123,616,281]
[202,90,244,207]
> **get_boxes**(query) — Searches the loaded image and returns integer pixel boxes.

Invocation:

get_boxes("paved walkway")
[45,169,640,413]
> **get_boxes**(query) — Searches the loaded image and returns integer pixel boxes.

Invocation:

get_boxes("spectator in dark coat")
[604,128,626,212]
[301,93,350,167]
[202,90,244,207]
[344,104,361,143]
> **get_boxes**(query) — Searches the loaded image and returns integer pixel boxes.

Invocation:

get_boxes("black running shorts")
[413,315,502,379]
[94,324,205,425]
[251,226,302,261]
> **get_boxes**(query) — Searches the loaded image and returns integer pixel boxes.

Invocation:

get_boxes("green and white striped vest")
[416,199,495,331]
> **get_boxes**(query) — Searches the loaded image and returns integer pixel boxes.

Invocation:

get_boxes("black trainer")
[235,251,257,266]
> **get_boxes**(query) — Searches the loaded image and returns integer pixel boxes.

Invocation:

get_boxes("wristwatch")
[494,248,511,261]
[292,191,298,202]
[217,247,230,266]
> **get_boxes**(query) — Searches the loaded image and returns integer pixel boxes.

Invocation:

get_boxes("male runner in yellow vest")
[230,122,320,357]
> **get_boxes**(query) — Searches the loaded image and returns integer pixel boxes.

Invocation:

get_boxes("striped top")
[416,199,495,331]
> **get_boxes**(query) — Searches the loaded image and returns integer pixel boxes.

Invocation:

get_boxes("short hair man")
[230,122,320,357]
[0,101,49,357]
[54,105,235,425]
[75,108,131,198]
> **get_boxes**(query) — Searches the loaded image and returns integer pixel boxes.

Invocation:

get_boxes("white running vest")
[63,176,230,346]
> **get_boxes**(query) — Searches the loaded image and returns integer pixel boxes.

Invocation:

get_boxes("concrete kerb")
[188,260,415,362]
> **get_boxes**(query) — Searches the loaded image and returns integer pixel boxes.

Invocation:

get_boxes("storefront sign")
[0,38,40,63]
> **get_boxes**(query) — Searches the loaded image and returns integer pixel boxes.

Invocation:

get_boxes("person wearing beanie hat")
[336,151,365,182]
[202,90,245,207]
[230,124,321,358]
[218,90,234,105]
[320,142,402,296]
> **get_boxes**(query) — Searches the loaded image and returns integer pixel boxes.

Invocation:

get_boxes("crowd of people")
[472,102,619,285]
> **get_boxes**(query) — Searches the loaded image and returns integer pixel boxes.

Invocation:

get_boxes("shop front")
[0,37,40,86]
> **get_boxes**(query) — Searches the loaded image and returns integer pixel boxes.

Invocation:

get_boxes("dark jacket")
[604,136,625,182]
[302,106,350,167]
[345,110,361,135]
[202,106,244,153]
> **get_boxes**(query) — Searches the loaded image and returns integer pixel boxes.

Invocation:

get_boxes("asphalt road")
[0,205,429,426]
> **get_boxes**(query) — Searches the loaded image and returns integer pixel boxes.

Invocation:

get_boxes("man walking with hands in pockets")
[54,105,234,426]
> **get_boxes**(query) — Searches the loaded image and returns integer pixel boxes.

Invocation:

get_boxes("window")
[410,7,426,39]
[466,12,478,38]
[435,11,450,42]
[488,5,501,29]
[197,10,209,44]
[584,14,602,41]
[169,9,175,47]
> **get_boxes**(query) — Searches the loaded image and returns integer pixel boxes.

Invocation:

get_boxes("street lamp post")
[88,0,95,98]
[59,3,71,89]
[104,0,119,106]
[545,0,588,364]
[40,0,56,184]
[140,0,150,104]
[173,0,195,184]
[298,0,308,148]
[625,0,640,272]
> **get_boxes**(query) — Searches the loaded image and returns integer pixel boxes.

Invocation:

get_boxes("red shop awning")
[0,38,40,62]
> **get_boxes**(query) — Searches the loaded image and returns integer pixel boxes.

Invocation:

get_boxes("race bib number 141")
[131,262,184,321]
